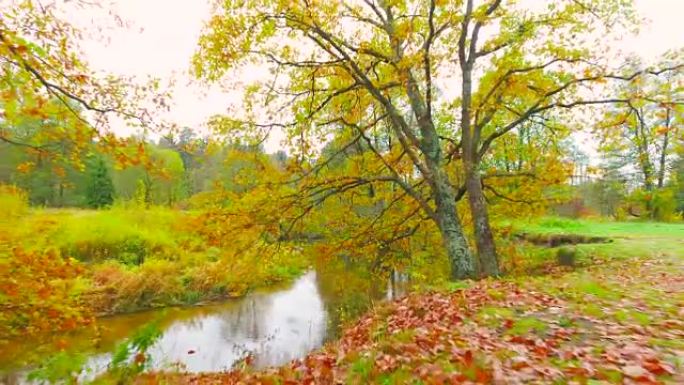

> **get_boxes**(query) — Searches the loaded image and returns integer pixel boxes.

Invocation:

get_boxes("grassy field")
[495,217,684,275]
[520,216,684,239]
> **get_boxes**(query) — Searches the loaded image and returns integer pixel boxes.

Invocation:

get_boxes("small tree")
[85,157,115,208]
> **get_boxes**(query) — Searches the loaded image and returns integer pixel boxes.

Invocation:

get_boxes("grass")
[54,207,180,262]
[505,317,548,336]
[1,198,310,339]
[498,217,684,275]
[519,216,684,239]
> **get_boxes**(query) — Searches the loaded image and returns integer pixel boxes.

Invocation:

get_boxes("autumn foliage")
[0,0,683,383]
[0,247,92,341]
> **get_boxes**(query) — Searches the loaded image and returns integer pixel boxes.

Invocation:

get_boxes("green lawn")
[518,216,684,239]
[503,218,684,273]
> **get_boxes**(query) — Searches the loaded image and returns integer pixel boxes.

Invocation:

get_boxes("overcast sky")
[78,0,684,151]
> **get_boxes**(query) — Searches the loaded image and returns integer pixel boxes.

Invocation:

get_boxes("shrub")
[0,185,28,219]
[625,188,680,222]
[651,188,679,222]
[89,259,184,313]
[56,210,177,264]
[0,247,93,341]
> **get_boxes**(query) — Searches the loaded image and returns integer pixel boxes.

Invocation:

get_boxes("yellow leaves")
[504,77,529,95]
[655,126,669,135]
[16,161,35,173]
[358,41,373,54]
[393,20,413,41]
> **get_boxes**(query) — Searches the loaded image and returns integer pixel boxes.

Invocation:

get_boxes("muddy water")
[0,268,408,383]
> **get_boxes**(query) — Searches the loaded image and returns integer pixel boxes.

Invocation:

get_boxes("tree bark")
[399,56,476,280]
[432,168,476,280]
[657,108,671,189]
[458,16,500,278]
[465,166,500,277]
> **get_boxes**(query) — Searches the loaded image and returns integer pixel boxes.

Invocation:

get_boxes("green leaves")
[27,351,86,385]
[111,319,163,373]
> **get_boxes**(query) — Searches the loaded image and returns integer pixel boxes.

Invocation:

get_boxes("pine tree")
[85,157,115,208]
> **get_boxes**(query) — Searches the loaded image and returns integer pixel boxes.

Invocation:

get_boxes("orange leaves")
[55,338,69,350]
[655,126,670,135]
[0,247,92,340]
[16,161,35,173]
[641,359,675,377]
[37,285,53,299]
[13,43,29,55]
[137,142,146,157]
[134,352,147,365]
[73,74,89,84]
[53,166,66,178]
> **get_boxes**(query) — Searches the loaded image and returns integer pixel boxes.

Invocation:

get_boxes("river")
[0,267,408,383]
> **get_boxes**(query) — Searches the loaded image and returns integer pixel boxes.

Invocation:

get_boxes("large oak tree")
[194,0,677,279]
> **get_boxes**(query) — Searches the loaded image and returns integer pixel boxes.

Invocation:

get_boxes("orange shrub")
[0,247,93,342]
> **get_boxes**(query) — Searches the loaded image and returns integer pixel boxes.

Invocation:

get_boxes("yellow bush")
[88,259,184,313]
[0,185,28,220]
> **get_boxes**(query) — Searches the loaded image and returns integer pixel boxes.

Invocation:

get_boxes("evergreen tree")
[85,157,115,208]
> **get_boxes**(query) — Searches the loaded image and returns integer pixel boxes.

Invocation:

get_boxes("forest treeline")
[0,123,289,208]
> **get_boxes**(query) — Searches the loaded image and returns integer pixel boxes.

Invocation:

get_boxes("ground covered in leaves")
[148,226,684,385]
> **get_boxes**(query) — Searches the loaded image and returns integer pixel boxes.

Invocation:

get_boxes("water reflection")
[0,268,409,383]
[92,271,327,375]
[140,270,328,371]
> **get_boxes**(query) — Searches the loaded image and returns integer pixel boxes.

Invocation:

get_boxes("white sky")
[77,0,684,152]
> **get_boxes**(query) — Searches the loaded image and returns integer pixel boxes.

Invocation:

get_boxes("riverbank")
[0,264,409,382]
[0,205,309,344]
[160,219,684,384]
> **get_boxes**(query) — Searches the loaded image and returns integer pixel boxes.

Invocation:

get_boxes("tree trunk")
[657,108,671,189]
[465,167,500,277]
[401,67,475,280]
[58,182,64,207]
[457,31,499,278]
[657,133,669,189]
[432,170,477,280]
